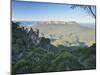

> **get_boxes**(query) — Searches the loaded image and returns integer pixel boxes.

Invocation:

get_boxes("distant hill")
[31,21,95,47]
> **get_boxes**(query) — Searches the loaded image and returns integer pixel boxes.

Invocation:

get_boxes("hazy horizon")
[12,20,95,29]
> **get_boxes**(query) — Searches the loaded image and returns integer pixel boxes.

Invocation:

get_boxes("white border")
[18,0,96,5]
[0,0,10,75]
[0,0,100,75]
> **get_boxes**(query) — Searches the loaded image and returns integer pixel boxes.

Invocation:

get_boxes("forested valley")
[12,22,96,75]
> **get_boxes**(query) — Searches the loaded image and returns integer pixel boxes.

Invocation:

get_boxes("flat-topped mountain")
[35,21,80,25]
[32,21,95,47]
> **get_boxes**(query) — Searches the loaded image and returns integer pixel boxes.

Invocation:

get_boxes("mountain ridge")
[31,21,95,47]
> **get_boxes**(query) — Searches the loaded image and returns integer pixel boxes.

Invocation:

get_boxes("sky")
[12,0,96,23]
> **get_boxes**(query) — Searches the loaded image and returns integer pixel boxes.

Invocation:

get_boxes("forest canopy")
[12,22,96,74]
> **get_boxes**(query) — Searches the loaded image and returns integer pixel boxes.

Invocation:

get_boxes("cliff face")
[12,22,54,62]
[26,27,53,51]
[27,28,39,47]
[42,21,67,25]
[34,21,80,25]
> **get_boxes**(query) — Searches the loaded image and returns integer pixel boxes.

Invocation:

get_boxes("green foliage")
[12,44,96,74]
[12,22,27,51]
[12,22,96,74]
[13,47,54,74]
[73,43,96,69]
[48,50,83,71]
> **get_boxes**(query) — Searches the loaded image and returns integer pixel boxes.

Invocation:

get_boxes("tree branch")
[88,6,96,19]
